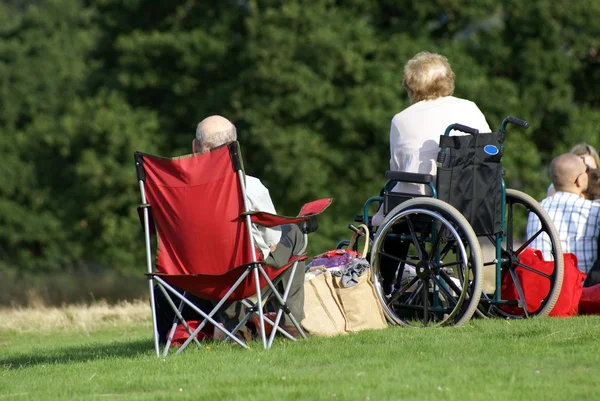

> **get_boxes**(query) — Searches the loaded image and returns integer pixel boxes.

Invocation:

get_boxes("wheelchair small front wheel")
[371,198,483,328]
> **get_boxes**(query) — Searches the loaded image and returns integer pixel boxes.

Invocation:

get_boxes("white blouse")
[373,96,490,226]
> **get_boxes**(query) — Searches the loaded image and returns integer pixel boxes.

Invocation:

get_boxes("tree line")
[1,0,599,276]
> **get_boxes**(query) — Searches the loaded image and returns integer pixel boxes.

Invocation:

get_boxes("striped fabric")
[526,191,600,274]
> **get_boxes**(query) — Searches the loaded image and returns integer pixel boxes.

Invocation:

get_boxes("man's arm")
[246,176,277,214]
[245,176,282,251]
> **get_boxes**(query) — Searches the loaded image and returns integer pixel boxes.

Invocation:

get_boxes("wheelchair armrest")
[383,192,431,215]
[354,215,372,224]
[385,171,434,184]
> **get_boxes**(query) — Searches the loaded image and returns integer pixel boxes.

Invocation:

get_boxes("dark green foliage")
[0,0,160,272]
[0,0,599,280]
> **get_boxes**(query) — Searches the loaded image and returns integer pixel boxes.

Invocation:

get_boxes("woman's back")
[390,96,490,194]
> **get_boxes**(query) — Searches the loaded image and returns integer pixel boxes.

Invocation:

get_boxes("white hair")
[195,124,237,151]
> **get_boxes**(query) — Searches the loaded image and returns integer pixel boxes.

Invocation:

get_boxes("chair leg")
[156,286,202,357]
[267,309,285,348]
[253,267,268,349]
[163,293,187,357]
[241,299,296,341]
[148,277,160,357]
[222,310,253,343]
[165,267,255,353]
[164,322,178,355]
[261,262,307,348]
[154,277,249,353]
[140,183,160,357]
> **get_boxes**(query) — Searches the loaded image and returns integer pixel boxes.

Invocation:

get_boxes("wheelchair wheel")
[488,189,564,318]
[371,198,483,328]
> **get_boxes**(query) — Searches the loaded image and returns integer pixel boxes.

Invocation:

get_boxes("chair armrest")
[298,198,333,217]
[242,198,333,228]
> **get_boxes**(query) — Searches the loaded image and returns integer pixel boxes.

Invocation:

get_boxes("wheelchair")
[342,116,564,328]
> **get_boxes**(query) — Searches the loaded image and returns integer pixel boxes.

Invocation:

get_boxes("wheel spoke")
[387,275,419,306]
[405,281,423,305]
[406,218,426,260]
[437,241,454,262]
[515,228,545,255]
[514,262,553,281]
[431,275,459,308]
[508,269,530,317]
[439,268,466,295]
[421,278,429,326]
[438,261,462,269]
[377,250,410,266]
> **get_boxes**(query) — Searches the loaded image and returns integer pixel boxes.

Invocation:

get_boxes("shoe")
[399,265,418,292]
[233,328,252,343]
[280,324,305,339]
[250,312,278,336]
[250,314,308,339]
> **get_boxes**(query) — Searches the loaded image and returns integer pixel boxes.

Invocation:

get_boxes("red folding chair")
[134,142,332,355]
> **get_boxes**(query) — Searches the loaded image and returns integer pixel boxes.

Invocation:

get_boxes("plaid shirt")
[526,191,600,274]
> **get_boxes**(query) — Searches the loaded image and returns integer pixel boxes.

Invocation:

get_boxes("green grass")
[1,316,600,400]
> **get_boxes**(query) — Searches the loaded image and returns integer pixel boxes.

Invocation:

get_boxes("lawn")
[1,302,599,401]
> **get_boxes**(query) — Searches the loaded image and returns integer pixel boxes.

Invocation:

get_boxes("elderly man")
[193,115,305,337]
[526,153,600,274]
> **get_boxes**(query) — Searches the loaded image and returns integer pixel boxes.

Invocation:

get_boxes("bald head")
[550,153,589,194]
[194,115,237,153]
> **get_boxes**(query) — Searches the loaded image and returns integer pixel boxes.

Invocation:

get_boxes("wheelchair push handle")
[348,223,367,237]
[500,116,529,133]
[443,123,479,137]
[438,123,478,167]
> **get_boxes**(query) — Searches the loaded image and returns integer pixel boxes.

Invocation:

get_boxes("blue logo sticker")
[484,145,499,155]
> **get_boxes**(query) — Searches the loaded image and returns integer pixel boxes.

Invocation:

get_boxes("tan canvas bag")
[302,270,348,336]
[331,268,387,332]
[301,225,387,336]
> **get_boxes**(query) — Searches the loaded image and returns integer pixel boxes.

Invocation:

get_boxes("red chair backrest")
[137,143,257,276]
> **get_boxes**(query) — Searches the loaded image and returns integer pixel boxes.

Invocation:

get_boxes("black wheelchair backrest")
[436,130,505,236]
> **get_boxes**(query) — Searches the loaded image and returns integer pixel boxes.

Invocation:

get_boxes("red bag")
[578,284,600,314]
[170,320,213,345]
[500,248,586,317]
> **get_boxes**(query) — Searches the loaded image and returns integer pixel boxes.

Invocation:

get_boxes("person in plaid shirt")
[526,153,600,274]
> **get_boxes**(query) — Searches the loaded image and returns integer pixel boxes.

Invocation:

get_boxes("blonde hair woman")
[571,143,600,170]
[372,52,491,297]
[372,51,490,226]
[391,52,490,192]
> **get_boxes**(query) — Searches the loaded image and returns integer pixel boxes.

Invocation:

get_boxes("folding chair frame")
[135,146,322,356]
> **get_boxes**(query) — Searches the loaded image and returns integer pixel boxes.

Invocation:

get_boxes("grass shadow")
[0,338,154,369]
